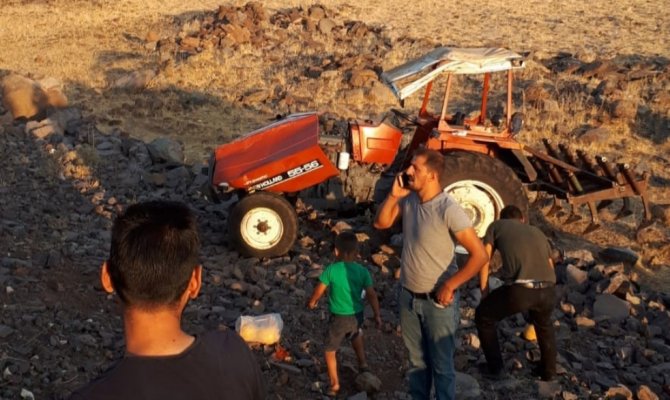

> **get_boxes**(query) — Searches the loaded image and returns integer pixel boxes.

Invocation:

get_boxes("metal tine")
[617,163,653,226]
[584,222,601,234]
[597,199,613,211]
[558,143,579,166]
[615,198,633,220]
[530,158,551,182]
[532,155,566,187]
[567,172,584,194]
[638,218,655,231]
[596,156,619,183]
[545,139,584,194]
[576,149,613,211]
[558,144,587,194]
[547,164,565,186]
[615,164,637,220]
[638,171,652,225]
[529,187,546,206]
[583,202,601,234]
[546,196,563,217]
[542,138,561,160]
[576,149,603,176]
[618,163,642,196]
[565,207,582,224]
[594,155,623,212]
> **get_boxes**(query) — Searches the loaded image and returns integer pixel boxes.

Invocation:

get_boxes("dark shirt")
[483,219,555,284]
[70,330,266,400]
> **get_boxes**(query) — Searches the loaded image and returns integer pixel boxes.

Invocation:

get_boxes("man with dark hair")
[475,205,557,381]
[499,204,523,220]
[374,148,488,400]
[70,200,266,400]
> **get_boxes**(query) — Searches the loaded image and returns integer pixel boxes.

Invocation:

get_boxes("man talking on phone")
[374,148,488,400]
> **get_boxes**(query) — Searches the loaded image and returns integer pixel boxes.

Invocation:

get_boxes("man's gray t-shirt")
[483,219,555,284]
[400,192,472,293]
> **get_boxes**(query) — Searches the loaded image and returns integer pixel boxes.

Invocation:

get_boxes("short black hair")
[500,205,523,220]
[334,231,358,256]
[414,148,445,180]
[107,200,200,309]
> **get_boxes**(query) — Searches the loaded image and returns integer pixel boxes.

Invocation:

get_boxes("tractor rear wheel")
[442,151,528,237]
[228,192,298,258]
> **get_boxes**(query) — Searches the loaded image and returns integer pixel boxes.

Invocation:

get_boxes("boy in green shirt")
[307,231,382,397]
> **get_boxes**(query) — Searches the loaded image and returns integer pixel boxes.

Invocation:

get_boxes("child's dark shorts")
[324,312,364,352]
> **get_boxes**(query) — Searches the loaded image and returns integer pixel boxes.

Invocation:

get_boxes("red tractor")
[208,47,650,258]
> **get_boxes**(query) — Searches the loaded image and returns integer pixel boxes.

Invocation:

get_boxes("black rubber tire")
[228,192,298,258]
[441,151,529,236]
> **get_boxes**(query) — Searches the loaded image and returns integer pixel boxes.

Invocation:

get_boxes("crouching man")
[70,200,266,399]
[475,205,557,381]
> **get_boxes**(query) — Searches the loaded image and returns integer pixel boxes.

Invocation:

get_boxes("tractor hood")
[381,47,525,101]
[211,112,339,192]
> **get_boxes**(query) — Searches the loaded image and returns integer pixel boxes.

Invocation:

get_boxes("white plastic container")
[337,151,350,170]
[235,313,284,344]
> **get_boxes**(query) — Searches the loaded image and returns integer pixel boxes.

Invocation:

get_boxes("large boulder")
[2,74,44,119]
[609,100,637,119]
[355,371,381,393]
[110,69,156,91]
[600,247,639,264]
[593,294,630,321]
[147,137,184,164]
[565,264,589,288]
[455,372,481,399]
[1,74,68,120]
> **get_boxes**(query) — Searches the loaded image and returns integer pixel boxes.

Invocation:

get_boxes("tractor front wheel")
[228,192,298,258]
[442,151,528,237]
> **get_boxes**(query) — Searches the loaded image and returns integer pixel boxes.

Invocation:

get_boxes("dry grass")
[1,0,668,191]
[1,0,669,283]
[2,0,668,157]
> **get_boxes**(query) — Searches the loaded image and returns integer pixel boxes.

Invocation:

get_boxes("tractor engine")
[300,133,388,210]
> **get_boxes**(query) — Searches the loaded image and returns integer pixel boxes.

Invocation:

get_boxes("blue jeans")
[399,287,459,400]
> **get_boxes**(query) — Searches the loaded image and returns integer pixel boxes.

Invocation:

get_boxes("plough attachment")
[524,139,651,234]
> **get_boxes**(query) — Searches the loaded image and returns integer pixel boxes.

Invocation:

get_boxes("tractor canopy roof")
[381,47,525,101]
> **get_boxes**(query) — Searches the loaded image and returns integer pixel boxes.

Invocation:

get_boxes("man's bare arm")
[373,174,409,229]
[374,195,401,229]
[435,227,488,305]
[479,243,494,297]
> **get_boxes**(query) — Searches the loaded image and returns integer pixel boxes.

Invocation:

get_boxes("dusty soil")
[1,1,670,399]
[2,0,669,159]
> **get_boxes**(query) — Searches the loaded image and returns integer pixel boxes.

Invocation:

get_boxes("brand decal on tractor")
[246,174,269,185]
[253,175,283,190]
[252,160,323,191]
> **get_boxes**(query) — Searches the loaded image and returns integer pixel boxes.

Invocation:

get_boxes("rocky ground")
[1,86,670,400]
[1,2,670,400]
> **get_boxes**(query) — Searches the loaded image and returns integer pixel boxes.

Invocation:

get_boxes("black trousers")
[475,284,556,379]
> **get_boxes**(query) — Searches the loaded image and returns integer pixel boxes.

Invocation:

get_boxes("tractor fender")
[509,148,537,182]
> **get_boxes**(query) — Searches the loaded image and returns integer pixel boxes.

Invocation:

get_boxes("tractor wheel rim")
[240,207,284,250]
[444,180,504,237]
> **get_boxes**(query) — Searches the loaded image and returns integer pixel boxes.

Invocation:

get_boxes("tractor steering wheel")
[390,108,420,125]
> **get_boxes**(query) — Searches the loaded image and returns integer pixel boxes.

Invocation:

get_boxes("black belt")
[403,287,431,300]
[513,281,555,289]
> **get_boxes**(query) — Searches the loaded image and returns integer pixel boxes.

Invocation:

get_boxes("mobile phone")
[400,172,410,187]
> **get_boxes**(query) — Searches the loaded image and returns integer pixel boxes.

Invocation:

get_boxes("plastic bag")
[235,313,284,344]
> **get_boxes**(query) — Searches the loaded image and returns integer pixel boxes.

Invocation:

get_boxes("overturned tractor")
[208,47,650,258]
